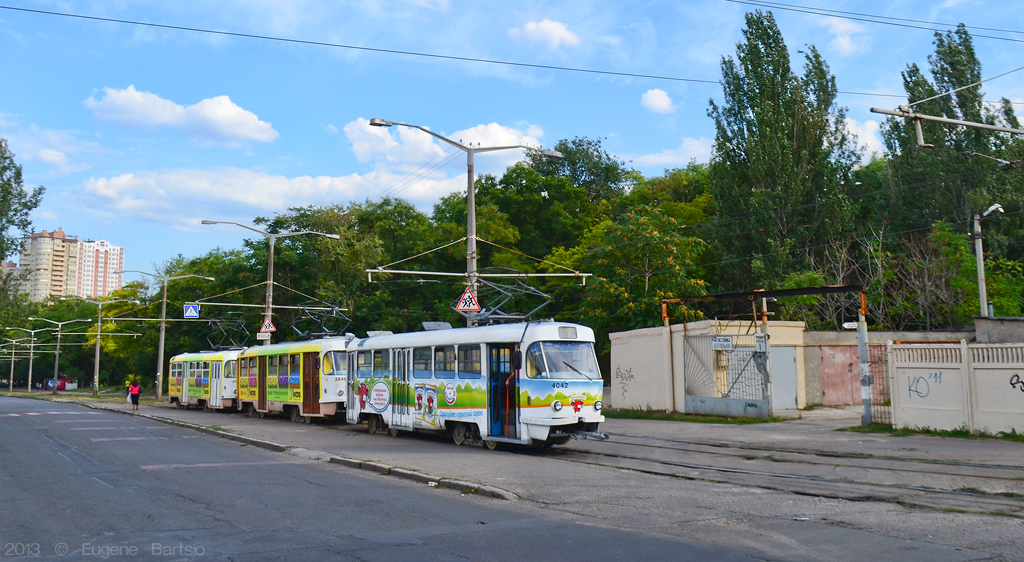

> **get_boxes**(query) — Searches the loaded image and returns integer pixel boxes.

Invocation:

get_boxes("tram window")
[458,345,481,379]
[372,349,391,378]
[329,351,347,378]
[357,351,372,378]
[290,355,301,386]
[412,347,432,379]
[267,356,278,388]
[247,357,258,387]
[225,360,236,379]
[526,343,549,379]
[435,346,456,379]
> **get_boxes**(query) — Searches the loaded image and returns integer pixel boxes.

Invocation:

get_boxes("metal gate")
[682,333,772,418]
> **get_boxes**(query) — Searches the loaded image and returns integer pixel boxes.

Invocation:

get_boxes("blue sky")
[1,0,1022,280]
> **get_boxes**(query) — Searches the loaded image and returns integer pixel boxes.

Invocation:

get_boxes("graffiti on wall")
[614,366,634,401]
[1010,373,1024,393]
[908,372,943,399]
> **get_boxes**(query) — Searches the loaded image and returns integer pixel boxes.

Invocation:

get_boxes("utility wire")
[724,0,1024,44]
[907,64,1024,108]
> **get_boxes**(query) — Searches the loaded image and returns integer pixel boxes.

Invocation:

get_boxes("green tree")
[706,11,859,291]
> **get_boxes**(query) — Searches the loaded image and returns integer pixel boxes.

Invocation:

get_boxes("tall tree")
[706,11,859,290]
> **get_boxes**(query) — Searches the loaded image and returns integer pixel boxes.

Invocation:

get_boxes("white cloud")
[819,16,866,56]
[325,123,340,134]
[84,85,279,146]
[36,149,68,166]
[507,19,581,51]
[641,89,676,114]
[633,138,713,166]
[846,118,884,162]
[35,211,57,221]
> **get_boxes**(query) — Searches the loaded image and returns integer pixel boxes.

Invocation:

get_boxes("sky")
[1,0,1022,282]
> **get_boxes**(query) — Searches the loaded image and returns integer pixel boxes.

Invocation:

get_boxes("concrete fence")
[889,341,1024,434]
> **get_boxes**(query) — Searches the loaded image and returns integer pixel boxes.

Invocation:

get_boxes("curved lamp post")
[62,297,141,395]
[4,327,55,392]
[200,220,339,345]
[974,203,1004,317]
[369,118,562,326]
[26,317,91,393]
[116,270,214,400]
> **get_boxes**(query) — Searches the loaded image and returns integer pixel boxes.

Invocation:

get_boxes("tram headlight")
[552,400,563,412]
[594,400,603,411]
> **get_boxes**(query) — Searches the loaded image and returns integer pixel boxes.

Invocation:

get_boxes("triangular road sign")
[260,317,277,333]
[455,287,481,312]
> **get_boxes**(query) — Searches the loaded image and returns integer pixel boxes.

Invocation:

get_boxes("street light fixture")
[115,270,214,400]
[4,326,55,392]
[26,317,91,393]
[974,203,1004,318]
[61,297,141,395]
[369,118,563,326]
[3,336,29,392]
[201,220,339,345]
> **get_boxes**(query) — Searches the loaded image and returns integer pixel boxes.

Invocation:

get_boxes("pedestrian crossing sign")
[455,287,481,312]
[183,303,200,319]
[260,317,277,333]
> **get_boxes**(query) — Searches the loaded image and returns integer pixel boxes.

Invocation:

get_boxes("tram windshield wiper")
[561,360,595,381]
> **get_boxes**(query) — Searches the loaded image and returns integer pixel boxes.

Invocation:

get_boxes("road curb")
[60,399,518,501]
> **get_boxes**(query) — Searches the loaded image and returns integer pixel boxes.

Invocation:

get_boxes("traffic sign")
[455,287,481,312]
[183,303,200,319]
[259,317,276,333]
[256,332,271,340]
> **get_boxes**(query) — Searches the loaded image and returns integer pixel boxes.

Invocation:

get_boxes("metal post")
[264,236,276,345]
[8,345,14,392]
[973,214,988,317]
[26,336,35,393]
[466,148,478,327]
[93,302,102,395]
[157,279,168,399]
[52,327,61,394]
[858,291,872,426]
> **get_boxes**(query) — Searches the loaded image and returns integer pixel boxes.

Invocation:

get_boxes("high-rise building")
[75,239,124,299]
[17,227,79,302]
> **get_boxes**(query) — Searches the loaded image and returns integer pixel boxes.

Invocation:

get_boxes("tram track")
[539,433,1024,517]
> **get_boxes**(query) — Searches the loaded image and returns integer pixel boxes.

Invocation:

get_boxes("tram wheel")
[203,402,212,412]
[483,439,499,451]
[303,415,312,425]
[367,414,380,434]
[256,411,266,419]
[388,427,399,437]
[451,423,466,446]
[289,407,301,423]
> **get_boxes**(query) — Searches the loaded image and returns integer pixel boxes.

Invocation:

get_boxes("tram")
[167,349,242,411]
[235,337,351,422]
[346,320,606,448]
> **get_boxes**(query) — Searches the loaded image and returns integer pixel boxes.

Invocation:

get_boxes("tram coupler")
[568,430,610,441]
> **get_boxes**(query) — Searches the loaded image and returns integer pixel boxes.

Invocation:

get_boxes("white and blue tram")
[345,321,606,448]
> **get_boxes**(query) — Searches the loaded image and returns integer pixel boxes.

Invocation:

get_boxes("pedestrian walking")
[129,378,141,412]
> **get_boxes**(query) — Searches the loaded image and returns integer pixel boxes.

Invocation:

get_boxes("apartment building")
[17,228,79,302]
[75,239,124,299]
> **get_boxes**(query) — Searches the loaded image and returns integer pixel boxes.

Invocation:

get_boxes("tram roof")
[349,321,594,350]
[169,349,244,362]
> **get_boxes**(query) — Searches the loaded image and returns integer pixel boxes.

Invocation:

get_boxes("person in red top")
[129,379,141,412]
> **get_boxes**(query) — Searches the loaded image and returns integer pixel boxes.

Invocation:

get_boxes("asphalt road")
[0,397,756,561]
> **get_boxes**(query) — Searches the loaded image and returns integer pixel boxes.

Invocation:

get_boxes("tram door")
[181,362,191,404]
[488,344,519,439]
[302,352,320,415]
[210,362,223,408]
[257,356,268,411]
[391,349,410,428]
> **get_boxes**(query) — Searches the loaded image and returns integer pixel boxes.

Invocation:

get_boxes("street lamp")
[116,270,214,400]
[3,337,29,392]
[4,327,55,392]
[974,203,1004,317]
[369,118,563,326]
[62,297,141,395]
[201,220,339,345]
[27,317,92,393]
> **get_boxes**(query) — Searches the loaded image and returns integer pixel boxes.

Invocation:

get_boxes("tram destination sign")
[711,335,733,351]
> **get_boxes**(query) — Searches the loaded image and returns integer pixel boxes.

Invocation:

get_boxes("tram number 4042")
[551,382,570,389]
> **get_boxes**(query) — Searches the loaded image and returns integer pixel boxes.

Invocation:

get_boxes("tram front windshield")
[525,341,601,380]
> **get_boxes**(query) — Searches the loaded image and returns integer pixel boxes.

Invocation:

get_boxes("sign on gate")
[711,336,733,351]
